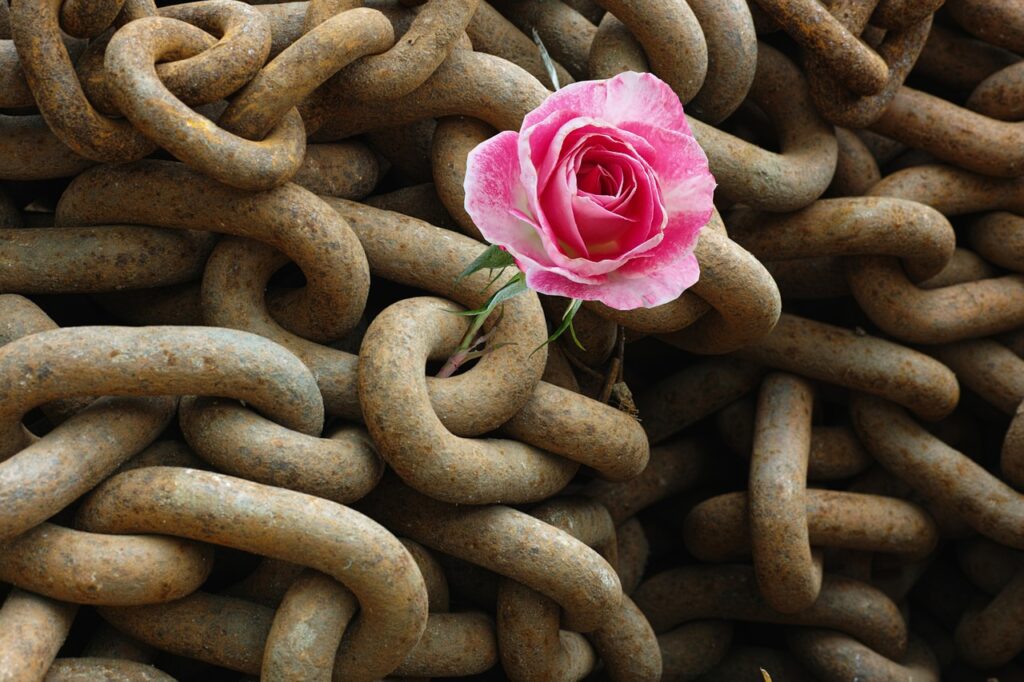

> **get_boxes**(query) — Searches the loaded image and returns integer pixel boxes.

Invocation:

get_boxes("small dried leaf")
[611,382,639,419]
[531,27,560,90]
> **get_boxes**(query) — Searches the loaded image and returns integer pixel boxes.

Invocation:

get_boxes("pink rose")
[464,72,716,310]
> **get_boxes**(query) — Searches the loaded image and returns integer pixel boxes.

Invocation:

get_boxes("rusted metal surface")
[633,565,908,671]
[1,0,1023,677]
[947,0,1024,54]
[262,570,356,681]
[314,49,551,139]
[78,466,428,681]
[332,0,477,102]
[852,395,1024,550]
[748,373,821,614]
[495,498,634,680]
[729,197,955,282]
[466,1,571,89]
[690,44,839,212]
[683,0,757,124]
[103,11,306,190]
[590,0,707,104]
[11,0,155,161]
[0,589,77,682]
[968,61,1024,121]
[805,4,932,128]
[58,160,370,343]
[737,313,959,421]
[221,7,394,139]
[754,0,890,96]
[487,0,594,79]
[685,490,938,561]
[43,658,176,681]
[362,475,621,633]
[0,523,213,605]
[718,400,874,481]
[790,630,940,682]
[359,297,578,503]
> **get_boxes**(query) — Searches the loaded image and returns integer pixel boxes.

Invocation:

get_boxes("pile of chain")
[0,0,1023,679]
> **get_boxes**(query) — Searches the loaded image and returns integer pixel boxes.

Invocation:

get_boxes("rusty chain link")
[1,0,1023,678]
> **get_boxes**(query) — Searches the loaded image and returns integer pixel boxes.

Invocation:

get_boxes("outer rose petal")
[618,121,716,215]
[522,246,701,310]
[616,208,708,277]
[521,71,691,137]
[464,130,552,267]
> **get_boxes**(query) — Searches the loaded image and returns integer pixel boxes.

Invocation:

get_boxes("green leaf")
[481,275,528,314]
[452,273,528,317]
[456,244,516,283]
[566,312,585,350]
[551,298,584,346]
[530,298,584,355]
[482,266,508,294]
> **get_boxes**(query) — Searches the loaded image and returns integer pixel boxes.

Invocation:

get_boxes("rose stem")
[435,309,495,378]
[598,325,626,404]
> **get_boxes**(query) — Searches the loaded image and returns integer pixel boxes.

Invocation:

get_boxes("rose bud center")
[559,134,665,259]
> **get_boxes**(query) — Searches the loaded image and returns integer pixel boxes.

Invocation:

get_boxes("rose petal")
[520,119,611,262]
[521,245,700,310]
[577,164,606,194]
[616,208,707,277]
[571,196,636,257]
[525,120,669,271]
[586,162,628,210]
[524,117,655,205]
[521,72,692,136]
[464,130,552,266]
[539,153,589,258]
[465,72,714,313]
[603,72,694,135]
[569,150,665,258]
[514,248,601,285]
[539,151,668,269]
[618,121,716,215]
[601,248,701,309]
